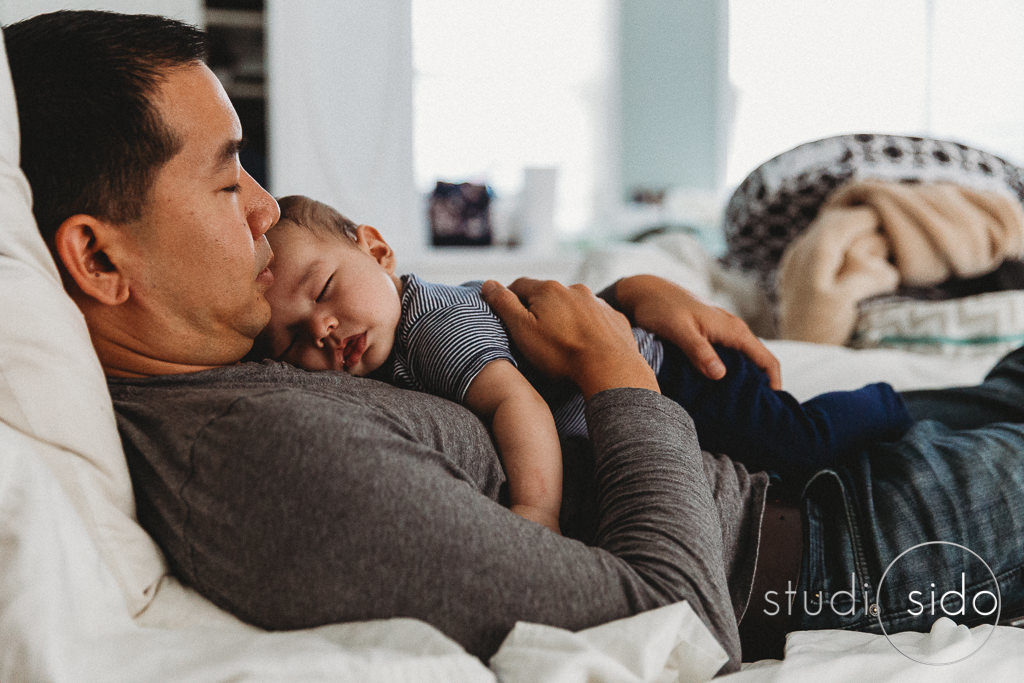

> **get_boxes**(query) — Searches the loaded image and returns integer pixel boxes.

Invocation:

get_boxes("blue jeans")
[793,345,1024,634]
[656,342,912,482]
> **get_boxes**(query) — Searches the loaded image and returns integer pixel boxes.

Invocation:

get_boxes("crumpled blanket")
[490,602,728,682]
[777,179,1024,345]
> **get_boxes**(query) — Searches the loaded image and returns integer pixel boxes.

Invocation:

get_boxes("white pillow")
[0,34,165,614]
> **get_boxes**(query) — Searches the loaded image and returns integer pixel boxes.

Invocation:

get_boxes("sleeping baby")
[254,195,913,534]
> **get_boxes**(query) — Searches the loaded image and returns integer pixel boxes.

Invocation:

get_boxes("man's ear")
[355,225,396,273]
[54,214,131,305]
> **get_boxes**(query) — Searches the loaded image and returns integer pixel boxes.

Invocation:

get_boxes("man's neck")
[92,329,237,378]
[81,298,255,378]
[100,346,225,378]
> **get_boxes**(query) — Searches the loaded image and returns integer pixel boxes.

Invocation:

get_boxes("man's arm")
[600,274,782,390]
[479,279,739,664]
[464,359,563,533]
[193,385,739,671]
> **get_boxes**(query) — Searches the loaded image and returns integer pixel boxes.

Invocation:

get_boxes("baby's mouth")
[339,332,367,370]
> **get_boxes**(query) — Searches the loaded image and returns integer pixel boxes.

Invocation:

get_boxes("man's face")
[119,64,280,366]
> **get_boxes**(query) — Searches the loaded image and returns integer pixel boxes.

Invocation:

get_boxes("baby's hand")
[510,503,561,535]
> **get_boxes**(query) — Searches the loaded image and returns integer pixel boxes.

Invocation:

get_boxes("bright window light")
[728,0,1024,187]
[412,0,613,236]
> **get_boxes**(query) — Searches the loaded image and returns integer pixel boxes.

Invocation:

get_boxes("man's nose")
[242,167,280,239]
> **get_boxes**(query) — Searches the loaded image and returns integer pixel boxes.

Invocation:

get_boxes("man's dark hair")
[3,10,208,245]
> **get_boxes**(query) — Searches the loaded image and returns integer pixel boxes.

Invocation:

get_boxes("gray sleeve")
[182,387,739,672]
[586,389,738,666]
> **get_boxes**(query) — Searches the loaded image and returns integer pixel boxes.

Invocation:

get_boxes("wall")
[1,0,201,26]
[617,0,729,198]
[266,0,418,257]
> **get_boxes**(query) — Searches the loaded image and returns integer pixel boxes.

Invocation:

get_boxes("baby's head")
[256,195,403,375]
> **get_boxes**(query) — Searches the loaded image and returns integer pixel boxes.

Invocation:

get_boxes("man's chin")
[252,298,273,329]
[240,303,273,356]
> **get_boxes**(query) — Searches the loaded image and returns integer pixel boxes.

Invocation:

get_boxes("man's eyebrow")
[210,137,246,173]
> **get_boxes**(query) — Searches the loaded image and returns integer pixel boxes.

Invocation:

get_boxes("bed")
[3,39,1024,682]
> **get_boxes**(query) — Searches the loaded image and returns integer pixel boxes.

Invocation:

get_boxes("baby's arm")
[464,359,563,534]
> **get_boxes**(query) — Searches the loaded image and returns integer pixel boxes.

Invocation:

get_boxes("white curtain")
[266,0,419,255]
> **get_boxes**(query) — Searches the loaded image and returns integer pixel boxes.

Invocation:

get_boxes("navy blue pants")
[656,342,913,481]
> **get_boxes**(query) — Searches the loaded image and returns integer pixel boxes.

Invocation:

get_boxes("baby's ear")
[356,225,396,272]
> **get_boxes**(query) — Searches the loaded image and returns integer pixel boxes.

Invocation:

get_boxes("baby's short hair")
[275,195,359,244]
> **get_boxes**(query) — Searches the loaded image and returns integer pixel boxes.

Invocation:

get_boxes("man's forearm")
[586,388,741,670]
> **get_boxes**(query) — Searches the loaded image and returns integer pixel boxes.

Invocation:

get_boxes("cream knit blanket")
[777,180,1024,344]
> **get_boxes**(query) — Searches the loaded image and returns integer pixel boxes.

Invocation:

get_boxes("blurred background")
[4,0,1023,281]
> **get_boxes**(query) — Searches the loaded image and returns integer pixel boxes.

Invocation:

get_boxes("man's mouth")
[338,332,367,370]
[256,253,275,285]
[256,265,274,285]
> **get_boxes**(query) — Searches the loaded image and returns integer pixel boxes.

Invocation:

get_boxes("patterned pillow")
[722,133,1024,287]
[851,290,1024,358]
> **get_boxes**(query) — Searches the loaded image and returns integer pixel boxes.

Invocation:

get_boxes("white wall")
[1,0,201,26]
[266,0,418,257]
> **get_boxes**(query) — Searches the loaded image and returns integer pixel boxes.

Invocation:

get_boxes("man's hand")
[614,275,782,390]
[481,278,659,399]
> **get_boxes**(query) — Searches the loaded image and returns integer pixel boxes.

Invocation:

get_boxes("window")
[412,0,614,237]
[728,0,1024,186]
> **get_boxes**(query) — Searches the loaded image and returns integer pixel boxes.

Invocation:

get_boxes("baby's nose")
[313,315,338,347]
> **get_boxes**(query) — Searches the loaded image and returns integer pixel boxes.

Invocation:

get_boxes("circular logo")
[875,541,1000,665]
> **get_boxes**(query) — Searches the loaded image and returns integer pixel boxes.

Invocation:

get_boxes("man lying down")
[7,9,1024,674]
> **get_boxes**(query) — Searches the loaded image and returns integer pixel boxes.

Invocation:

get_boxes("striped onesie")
[389,273,664,439]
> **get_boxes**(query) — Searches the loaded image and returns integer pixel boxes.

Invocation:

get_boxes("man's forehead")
[152,63,243,165]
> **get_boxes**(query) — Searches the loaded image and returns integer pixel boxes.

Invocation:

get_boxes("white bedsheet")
[727,620,1024,682]
[767,339,995,400]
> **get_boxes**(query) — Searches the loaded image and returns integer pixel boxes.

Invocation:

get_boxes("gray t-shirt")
[108,361,767,672]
